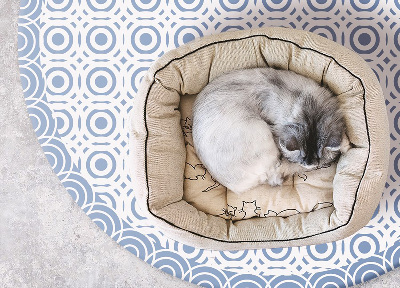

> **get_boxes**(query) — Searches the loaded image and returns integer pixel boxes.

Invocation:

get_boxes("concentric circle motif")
[350,234,380,260]
[174,0,204,11]
[306,0,336,12]
[18,25,40,60]
[261,0,292,12]
[349,25,380,54]
[218,0,249,12]
[306,243,337,261]
[19,65,44,101]
[54,109,74,137]
[309,25,337,42]
[130,66,149,93]
[87,0,116,12]
[190,266,229,287]
[46,67,73,95]
[43,26,73,54]
[394,69,400,95]
[131,26,161,54]
[86,109,117,137]
[19,0,399,287]
[86,26,117,54]
[350,0,379,12]
[130,0,161,11]
[262,247,293,261]
[173,26,204,47]
[47,0,73,12]
[86,67,117,96]
[86,150,117,178]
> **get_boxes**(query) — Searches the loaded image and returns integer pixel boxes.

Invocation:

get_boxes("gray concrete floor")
[0,0,399,287]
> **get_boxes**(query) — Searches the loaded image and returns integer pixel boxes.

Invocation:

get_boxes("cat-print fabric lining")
[179,94,335,221]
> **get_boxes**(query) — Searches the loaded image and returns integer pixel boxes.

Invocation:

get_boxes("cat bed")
[129,27,389,250]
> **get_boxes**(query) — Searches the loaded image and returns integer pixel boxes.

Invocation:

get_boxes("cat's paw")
[267,172,284,187]
[275,160,282,168]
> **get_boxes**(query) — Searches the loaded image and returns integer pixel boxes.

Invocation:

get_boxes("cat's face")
[278,123,343,169]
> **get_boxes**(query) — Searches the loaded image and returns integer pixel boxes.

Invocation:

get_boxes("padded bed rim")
[143,34,369,243]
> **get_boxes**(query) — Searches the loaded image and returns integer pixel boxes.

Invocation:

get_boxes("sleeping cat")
[192,67,350,194]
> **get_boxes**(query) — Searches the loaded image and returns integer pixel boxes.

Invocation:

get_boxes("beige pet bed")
[129,27,389,250]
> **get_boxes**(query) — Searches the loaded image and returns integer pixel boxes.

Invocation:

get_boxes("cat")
[192,67,350,194]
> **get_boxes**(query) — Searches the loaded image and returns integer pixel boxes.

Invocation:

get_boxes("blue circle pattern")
[350,0,379,12]
[54,109,73,137]
[219,0,249,12]
[309,25,337,42]
[46,0,73,12]
[86,26,116,54]
[131,26,161,54]
[46,67,73,95]
[43,26,73,54]
[262,0,292,12]
[87,0,116,12]
[86,67,116,95]
[86,109,116,137]
[86,151,116,178]
[131,0,161,12]
[174,26,204,47]
[174,0,204,12]
[18,0,400,287]
[349,26,380,54]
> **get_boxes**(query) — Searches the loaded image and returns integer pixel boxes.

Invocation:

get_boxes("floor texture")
[0,0,399,287]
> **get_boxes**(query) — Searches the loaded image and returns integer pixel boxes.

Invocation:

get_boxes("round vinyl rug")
[18,0,400,287]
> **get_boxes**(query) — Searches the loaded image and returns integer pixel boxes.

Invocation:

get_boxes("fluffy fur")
[192,67,349,194]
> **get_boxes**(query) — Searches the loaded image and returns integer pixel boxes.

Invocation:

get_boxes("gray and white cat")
[192,67,350,194]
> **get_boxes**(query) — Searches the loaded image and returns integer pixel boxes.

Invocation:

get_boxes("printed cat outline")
[181,117,194,147]
[220,204,237,220]
[264,208,300,218]
[184,162,221,193]
[224,201,334,219]
[296,162,334,181]
[238,200,262,219]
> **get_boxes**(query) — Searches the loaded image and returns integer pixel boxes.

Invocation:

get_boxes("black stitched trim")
[143,33,370,243]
